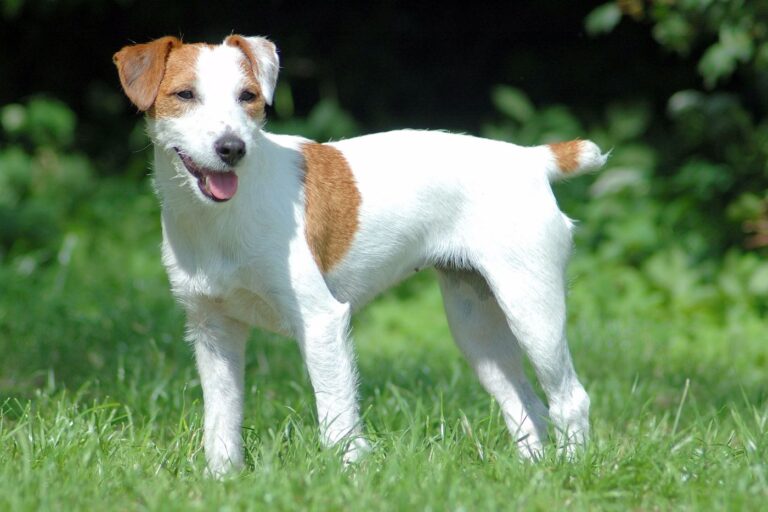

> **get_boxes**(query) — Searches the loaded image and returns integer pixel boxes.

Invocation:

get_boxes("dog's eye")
[238,90,258,103]
[176,90,195,100]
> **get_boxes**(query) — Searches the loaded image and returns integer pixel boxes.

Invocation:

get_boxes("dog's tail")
[541,139,608,182]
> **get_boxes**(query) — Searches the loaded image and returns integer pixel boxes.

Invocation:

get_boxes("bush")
[0,98,95,264]
[583,0,768,253]
[483,82,768,317]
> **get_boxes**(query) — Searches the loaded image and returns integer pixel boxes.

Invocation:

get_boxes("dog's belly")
[323,242,431,309]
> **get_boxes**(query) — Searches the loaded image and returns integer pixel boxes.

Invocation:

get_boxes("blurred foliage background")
[1,0,767,387]
[2,5,767,507]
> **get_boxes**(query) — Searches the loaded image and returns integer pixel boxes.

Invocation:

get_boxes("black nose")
[214,134,246,166]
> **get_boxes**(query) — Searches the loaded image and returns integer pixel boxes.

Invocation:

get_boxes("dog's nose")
[214,134,246,166]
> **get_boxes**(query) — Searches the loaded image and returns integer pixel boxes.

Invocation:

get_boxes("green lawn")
[1,180,766,511]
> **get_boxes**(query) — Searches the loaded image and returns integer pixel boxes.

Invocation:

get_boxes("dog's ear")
[224,35,280,105]
[113,36,182,111]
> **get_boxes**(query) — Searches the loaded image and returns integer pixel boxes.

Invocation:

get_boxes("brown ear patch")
[224,35,267,118]
[148,44,207,119]
[548,140,583,174]
[113,36,181,111]
[224,35,261,74]
[301,143,361,273]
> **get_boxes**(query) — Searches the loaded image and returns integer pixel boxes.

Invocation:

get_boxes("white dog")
[114,35,606,475]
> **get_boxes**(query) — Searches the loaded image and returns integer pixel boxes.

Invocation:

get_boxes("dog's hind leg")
[436,268,549,458]
[475,256,590,457]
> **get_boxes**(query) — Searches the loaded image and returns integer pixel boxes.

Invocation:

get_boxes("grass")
[1,179,767,511]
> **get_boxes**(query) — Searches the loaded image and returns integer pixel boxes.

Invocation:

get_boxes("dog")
[113,35,606,475]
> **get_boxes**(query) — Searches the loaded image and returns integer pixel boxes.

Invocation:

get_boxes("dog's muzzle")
[174,148,239,202]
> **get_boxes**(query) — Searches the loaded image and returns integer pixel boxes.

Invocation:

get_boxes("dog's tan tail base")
[545,139,607,181]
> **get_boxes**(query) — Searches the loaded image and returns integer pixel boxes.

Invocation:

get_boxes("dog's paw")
[204,455,244,479]
[515,436,545,461]
[554,424,589,462]
[342,437,371,465]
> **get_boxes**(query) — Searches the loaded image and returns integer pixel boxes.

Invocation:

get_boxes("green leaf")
[698,43,737,88]
[491,86,534,124]
[719,25,753,63]
[0,103,25,135]
[667,90,705,118]
[652,14,694,54]
[25,98,77,148]
[585,3,622,36]
[698,26,754,87]
[726,192,767,223]
[605,102,651,141]
[673,159,732,200]
[273,82,295,119]
[306,99,359,140]
[0,145,32,208]
[748,264,768,296]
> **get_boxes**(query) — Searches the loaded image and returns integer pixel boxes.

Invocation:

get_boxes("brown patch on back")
[224,35,267,118]
[113,36,181,111]
[148,44,209,119]
[301,143,361,273]
[548,139,584,174]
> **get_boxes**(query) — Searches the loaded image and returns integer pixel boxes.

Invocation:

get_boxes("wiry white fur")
[141,37,606,476]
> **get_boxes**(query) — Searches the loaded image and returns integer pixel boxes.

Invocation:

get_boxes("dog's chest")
[167,254,291,335]
[162,216,293,335]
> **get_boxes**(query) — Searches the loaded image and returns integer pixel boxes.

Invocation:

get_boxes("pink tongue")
[206,171,238,200]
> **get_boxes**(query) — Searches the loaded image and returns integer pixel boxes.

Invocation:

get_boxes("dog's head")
[113,35,279,203]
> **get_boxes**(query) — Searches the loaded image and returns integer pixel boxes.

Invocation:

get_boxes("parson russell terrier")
[114,35,607,475]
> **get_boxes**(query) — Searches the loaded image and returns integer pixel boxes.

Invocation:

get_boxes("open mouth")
[173,148,238,202]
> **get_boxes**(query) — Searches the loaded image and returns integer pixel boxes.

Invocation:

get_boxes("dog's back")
[321,130,605,305]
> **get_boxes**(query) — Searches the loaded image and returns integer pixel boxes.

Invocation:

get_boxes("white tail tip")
[546,139,608,181]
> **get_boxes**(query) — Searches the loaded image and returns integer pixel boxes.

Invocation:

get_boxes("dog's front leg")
[297,301,369,463]
[186,306,249,476]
